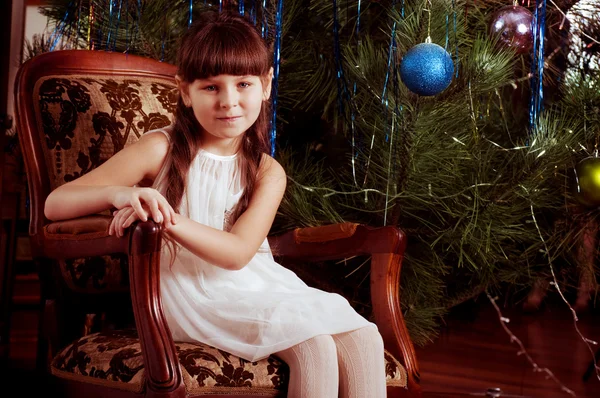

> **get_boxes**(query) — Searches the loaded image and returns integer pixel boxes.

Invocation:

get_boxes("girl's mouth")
[217,116,241,122]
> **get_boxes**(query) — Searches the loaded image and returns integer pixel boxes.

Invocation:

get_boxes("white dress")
[147,126,373,362]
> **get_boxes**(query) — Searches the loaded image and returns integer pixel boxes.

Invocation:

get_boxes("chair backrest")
[15,49,178,237]
[14,50,177,294]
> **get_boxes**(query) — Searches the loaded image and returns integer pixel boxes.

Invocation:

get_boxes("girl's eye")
[239,82,251,88]
[204,85,217,91]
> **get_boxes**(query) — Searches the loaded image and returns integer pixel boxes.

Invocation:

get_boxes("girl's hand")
[110,187,176,227]
[109,205,175,237]
[109,206,144,237]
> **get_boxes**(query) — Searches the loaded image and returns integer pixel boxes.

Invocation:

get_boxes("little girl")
[44,9,386,398]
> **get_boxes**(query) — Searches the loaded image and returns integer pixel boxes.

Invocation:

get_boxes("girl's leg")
[332,325,387,398]
[274,335,339,398]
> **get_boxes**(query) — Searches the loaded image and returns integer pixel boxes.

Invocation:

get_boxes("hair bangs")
[182,25,270,81]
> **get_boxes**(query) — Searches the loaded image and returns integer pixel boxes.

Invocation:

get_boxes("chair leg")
[387,385,421,398]
[0,189,19,368]
[0,220,13,366]
[36,298,57,373]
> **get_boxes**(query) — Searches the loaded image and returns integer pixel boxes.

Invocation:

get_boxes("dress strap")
[145,126,173,195]
[144,125,173,142]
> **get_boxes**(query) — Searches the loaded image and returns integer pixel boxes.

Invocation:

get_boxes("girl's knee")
[369,326,385,351]
[354,325,385,353]
[307,334,338,358]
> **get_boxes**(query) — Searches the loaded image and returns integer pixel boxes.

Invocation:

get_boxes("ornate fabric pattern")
[50,330,408,393]
[33,75,176,192]
[51,329,145,392]
[59,253,129,293]
[34,75,177,293]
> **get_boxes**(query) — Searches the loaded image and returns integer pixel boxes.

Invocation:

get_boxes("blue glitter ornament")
[400,42,454,96]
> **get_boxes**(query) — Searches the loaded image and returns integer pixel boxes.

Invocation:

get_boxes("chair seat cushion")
[51,329,408,395]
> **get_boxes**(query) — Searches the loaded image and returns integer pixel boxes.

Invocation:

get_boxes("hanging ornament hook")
[425,0,432,43]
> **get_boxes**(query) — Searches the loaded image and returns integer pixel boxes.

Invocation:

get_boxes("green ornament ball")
[574,157,600,207]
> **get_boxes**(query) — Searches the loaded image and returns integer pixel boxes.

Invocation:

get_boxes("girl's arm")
[165,154,287,270]
[44,132,175,225]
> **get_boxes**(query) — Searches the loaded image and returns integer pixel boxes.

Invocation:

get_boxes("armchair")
[14,49,421,397]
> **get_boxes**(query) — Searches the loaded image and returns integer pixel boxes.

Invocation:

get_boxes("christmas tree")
[36,0,600,346]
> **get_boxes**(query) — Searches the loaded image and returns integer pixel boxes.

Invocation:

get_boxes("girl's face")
[177,72,272,152]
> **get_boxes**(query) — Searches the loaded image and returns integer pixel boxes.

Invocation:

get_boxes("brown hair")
[164,10,272,263]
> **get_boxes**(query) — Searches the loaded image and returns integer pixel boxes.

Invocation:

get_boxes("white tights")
[274,325,386,398]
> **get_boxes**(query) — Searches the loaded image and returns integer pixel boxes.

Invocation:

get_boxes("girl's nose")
[219,87,239,109]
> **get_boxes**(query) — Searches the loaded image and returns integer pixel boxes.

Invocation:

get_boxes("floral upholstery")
[33,75,178,293]
[50,330,408,395]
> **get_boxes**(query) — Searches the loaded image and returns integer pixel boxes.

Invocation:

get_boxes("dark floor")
[415,295,600,398]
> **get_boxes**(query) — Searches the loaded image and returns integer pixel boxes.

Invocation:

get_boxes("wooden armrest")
[268,222,406,261]
[269,222,420,390]
[41,215,184,395]
[40,215,127,259]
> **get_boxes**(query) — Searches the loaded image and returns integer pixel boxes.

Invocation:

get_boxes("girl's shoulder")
[258,152,286,181]
[142,125,173,143]
[138,126,172,157]
[135,126,173,182]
